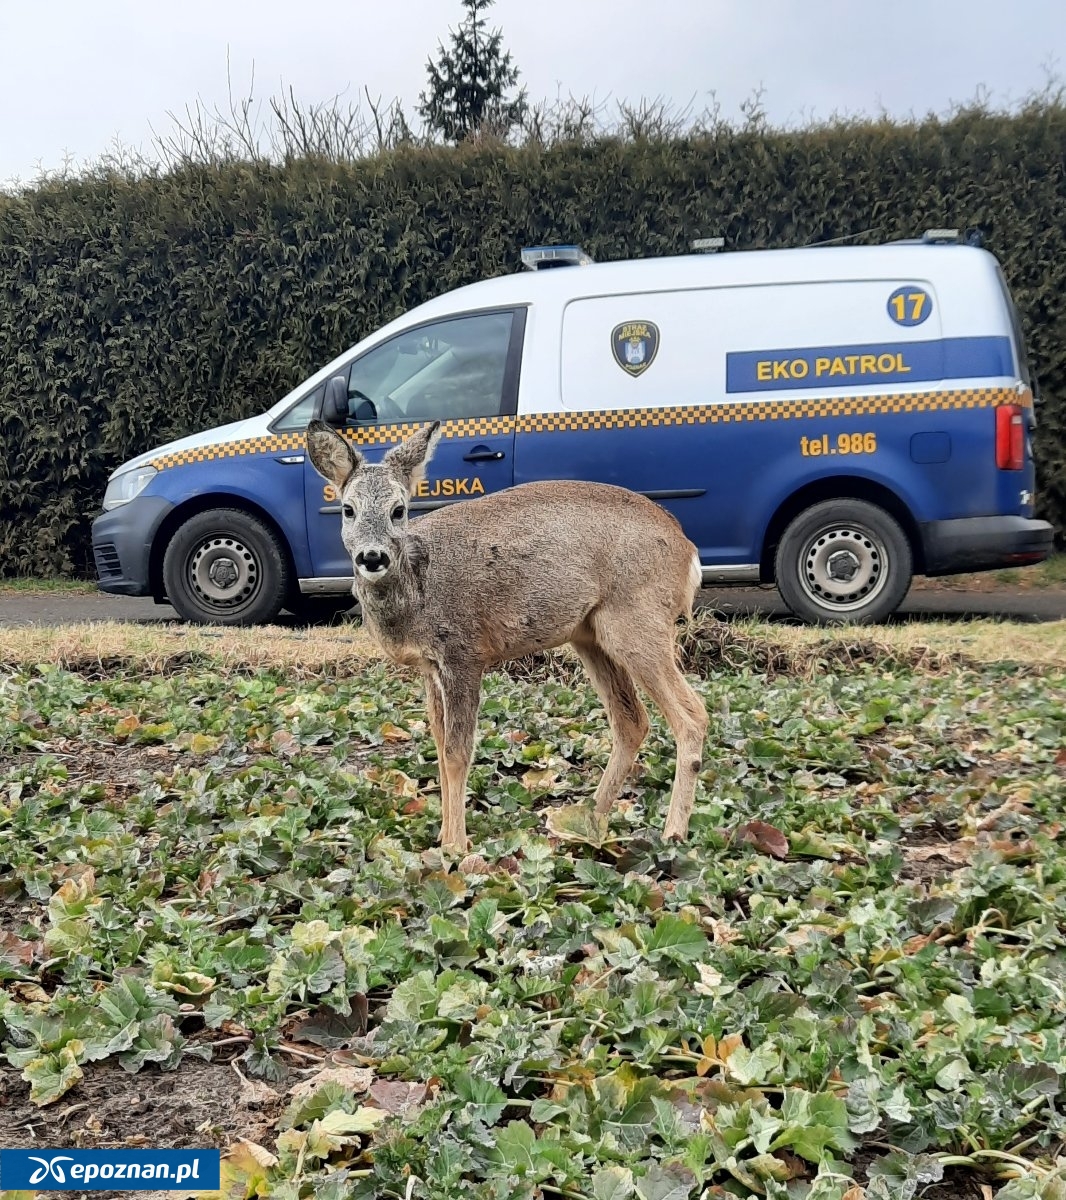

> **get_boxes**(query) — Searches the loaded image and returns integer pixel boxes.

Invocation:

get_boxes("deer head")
[306,419,441,585]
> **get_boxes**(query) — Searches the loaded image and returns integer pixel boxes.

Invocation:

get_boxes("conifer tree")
[419,0,527,142]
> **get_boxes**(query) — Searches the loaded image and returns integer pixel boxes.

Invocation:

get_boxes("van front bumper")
[91,497,174,597]
[920,515,1055,576]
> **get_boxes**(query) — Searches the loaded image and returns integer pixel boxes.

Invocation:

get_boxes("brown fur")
[306,419,707,851]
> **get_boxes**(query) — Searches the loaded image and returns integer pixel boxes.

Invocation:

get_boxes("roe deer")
[306,418,708,851]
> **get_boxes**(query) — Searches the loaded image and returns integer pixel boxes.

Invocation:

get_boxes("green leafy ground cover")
[1,639,1065,1198]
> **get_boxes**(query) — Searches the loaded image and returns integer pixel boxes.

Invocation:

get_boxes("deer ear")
[384,421,442,490]
[307,420,363,489]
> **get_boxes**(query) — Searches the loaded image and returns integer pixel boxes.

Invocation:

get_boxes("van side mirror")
[324,375,349,425]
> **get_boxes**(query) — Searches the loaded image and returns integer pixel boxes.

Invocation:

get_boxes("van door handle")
[463,446,505,462]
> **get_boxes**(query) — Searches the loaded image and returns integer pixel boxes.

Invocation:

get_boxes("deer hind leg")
[434,665,482,853]
[422,669,451,840]
[571,637,649,817]
[595,617,708,841]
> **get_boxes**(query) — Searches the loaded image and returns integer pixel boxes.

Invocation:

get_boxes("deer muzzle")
[354,547,392,579]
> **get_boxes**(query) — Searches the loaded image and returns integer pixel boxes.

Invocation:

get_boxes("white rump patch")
[689,551,701,595]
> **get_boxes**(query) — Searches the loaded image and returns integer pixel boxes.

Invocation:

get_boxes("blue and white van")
[92,233,1053,625]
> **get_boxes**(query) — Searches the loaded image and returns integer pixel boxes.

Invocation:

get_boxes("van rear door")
[523,280,944,571]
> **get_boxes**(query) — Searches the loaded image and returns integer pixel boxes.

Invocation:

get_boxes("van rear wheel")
[163,509,290,626]
[775,499,912,625]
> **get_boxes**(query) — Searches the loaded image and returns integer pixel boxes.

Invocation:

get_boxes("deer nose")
[356,548,390,573]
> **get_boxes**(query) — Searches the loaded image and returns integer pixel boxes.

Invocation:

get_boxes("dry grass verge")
[0,620,376,678]
[3,612,1063,681]
[510,611,1066,683]
[746,611,1066,672]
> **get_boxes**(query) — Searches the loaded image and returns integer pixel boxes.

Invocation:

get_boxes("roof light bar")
[520,245,594,271]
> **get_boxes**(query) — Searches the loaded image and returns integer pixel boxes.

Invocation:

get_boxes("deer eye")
[342,504,355,519]
[391,504,405,523]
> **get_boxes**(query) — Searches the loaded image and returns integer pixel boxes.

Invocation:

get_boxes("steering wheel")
[348,389,383,423]
[371,393,404,421]
[347,388,404,423]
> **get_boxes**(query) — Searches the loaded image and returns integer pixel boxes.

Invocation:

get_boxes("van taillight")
[995,405,1025,470]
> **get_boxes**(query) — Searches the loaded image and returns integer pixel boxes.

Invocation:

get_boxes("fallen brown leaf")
[735,820,789,859]
[378,721,411,743]
[270,729,299,758]
[458,853,492,877]
[288,1065,375,1100]
[905,840,974,865]
[0,931,37,965]
[231,1061,282,1108]
[368,1080,429,1116]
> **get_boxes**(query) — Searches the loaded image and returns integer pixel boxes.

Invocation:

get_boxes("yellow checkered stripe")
[150,432,305,470]
[149,417,517,469]
[517,386,1022,432]
[149,386,1024,470]
[342,414,516,445]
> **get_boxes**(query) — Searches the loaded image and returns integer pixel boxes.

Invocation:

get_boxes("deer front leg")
[436,665,483,853]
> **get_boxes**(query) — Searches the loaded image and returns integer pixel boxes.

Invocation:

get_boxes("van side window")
[345,311,514,424]
[274,384,324,431]
[995,267,1032,387]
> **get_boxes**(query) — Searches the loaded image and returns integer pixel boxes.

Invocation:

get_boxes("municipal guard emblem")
[611,321,660,377]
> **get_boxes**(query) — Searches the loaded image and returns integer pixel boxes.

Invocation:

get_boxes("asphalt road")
[2,586,1065,627]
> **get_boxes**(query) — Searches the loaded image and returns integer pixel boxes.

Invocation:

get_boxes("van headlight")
[102,466,157,510]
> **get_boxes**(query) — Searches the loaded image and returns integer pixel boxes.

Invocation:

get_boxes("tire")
[162,509,290,626]
[774,499,912,625]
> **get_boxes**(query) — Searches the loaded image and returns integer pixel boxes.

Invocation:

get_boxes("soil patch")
[6,738,202,794]
[898,839,971,885]
[0,1055,284,1198]
[850,1145,987,1198]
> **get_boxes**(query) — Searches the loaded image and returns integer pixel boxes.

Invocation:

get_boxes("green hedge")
[1,103,1064,577]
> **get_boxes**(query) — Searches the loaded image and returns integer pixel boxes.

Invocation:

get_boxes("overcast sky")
[1,0,1064,185]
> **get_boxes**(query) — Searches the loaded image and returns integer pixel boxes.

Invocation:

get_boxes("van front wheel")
[775,500,912,625]
[163,509,290,626]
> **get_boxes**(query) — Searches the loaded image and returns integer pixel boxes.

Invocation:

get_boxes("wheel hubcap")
[826,549,861,583]
[800,524,889,611]
[190,537,260,608]
[208,557,239,589]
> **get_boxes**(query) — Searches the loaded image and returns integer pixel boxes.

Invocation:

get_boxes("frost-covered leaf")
[23,1042,84,1106]
[592,1165,635,1200]
[634,1160,697,1200]
[545,802,609,846]
[865,1150,945,1200]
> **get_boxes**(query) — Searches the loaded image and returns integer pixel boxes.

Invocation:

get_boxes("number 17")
[892,292,926,321]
